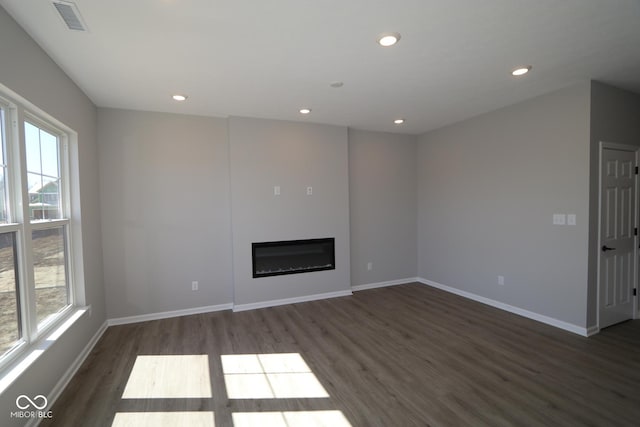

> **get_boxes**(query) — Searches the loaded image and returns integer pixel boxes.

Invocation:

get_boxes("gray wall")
[0,7,104,425]
[229,117,351,305]
[98,113,421,312]
[98,109,233,319]
[349,129,417,285]
[588,81,640,326]
[417,83,591,327]
[6,2,634,420]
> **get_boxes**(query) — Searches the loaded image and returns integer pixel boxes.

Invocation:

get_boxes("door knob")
[602,245,616,252]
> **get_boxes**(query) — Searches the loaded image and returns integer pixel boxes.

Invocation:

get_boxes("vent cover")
[52,1,87,31]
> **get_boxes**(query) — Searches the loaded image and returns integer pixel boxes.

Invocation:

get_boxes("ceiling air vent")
[52,1,87,31]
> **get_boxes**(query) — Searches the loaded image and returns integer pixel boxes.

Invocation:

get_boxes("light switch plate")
[553,214,566,225]
[567,214,576,225]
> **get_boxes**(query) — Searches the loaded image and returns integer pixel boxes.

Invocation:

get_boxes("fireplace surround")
[252,238,335,278]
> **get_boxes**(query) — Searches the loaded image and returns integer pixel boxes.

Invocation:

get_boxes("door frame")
[597,141,639,330]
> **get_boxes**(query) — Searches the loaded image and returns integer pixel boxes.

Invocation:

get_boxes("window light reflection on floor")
[221,353,329,399]
[232,410,352,427]
[111,411,214,427]
[121,355,212,399]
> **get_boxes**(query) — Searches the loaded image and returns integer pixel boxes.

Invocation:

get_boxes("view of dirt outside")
[0,229,67,356]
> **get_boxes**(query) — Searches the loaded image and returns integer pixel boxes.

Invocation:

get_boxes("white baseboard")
[417,277,590,337]
[31,320,108,427]
[107,303,233,326]
[233,289,353,312]
[352,277,418,292]
[586,325,600,336]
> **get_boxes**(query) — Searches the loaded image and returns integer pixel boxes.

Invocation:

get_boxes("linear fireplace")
[252,238,335,278]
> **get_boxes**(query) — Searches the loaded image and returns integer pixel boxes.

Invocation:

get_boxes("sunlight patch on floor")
[112,411,214,427]
[122,355,212,399]
[221,353,329,399]
[232,410,352,427]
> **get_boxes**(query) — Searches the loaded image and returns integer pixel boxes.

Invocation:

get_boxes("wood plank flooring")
[42,283,640,426]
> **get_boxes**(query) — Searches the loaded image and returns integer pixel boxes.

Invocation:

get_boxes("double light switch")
[553,214,576,225]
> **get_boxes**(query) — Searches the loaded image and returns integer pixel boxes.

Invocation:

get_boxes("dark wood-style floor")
[43,283,640,427]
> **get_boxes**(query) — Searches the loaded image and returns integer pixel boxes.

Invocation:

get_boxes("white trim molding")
[39,320,108,426]
[107,303,233,326]
[417,278,591,337]
[0,307,93,396]
[586,325,600,337]
[352,277,419,292]
[233,290,353,312]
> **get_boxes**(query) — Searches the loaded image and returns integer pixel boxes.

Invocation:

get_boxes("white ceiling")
[2,0,640,135]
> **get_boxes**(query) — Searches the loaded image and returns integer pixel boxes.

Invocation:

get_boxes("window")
[0,93,76,367]
[25,121,62,220]
[25,120,70,326]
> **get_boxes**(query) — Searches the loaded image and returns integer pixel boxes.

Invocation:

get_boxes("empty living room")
[1,1,639,426]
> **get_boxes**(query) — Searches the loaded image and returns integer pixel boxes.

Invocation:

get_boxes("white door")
[599,146,637,329]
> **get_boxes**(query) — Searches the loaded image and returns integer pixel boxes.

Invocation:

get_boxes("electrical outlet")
[498,275,505,285]
[306,186,313,195]
[274,186,281,196]
[192,281,199,291]
[367,262,373,271]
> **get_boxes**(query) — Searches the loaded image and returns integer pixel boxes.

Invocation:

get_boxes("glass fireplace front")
[252,238,335,278]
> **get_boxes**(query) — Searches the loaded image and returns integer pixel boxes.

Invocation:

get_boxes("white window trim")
[0,85,86,375]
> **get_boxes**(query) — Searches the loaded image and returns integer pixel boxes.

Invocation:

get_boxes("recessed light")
[172,94,188,101]
[299,108,311,114]
[511,66,532,76]
[377,32,401,47]
[394,118,405,125]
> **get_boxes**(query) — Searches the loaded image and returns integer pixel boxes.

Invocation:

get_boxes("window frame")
[0,91,78,371]
[0,98,13,224]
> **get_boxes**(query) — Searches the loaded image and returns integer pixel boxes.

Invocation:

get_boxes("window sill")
[0,306,90,395]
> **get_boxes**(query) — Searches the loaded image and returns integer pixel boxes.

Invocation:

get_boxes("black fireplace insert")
[252,238,335,278]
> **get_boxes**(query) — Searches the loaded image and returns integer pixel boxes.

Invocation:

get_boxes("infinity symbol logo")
[16,394,48,410]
